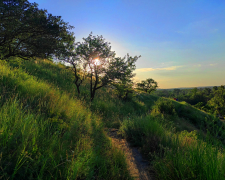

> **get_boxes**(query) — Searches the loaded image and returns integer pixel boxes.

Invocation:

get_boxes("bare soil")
[107,128,155,180]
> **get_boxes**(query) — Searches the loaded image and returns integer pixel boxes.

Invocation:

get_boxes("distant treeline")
[153,86,225,117]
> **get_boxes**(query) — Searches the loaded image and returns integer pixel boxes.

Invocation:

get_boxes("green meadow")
[1,59,225,179]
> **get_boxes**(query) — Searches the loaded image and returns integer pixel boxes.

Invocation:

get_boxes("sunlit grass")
[120,115,225,179]
[2,59,225,179]
[6,59,159,128]
[0,60,132,179]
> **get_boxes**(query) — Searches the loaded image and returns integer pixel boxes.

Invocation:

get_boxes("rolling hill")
[1,59,225,180]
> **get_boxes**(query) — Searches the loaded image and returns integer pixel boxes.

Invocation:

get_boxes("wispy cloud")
[136,66,183,72]
[209,63,218,66]
[136,68,155,72]
[193,64,201,67]
[160,66,183,70]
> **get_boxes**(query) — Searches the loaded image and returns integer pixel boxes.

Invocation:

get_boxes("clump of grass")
[154,131,225,180]
[152,97,177,116]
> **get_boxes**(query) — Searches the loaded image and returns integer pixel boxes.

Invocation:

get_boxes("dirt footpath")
[107,128,155,180]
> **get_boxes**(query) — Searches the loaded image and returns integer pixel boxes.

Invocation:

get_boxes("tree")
[208,85,225,116]
[110,55,139,100]
[173,89,181,96]
[203,88,212,96]
[113,80,134,100]
[0,0,74,60]
[60,55,86,96]
[137,78,158,94]
[192,87,198,96]
[74,33,140,101]
[213,86,218,93]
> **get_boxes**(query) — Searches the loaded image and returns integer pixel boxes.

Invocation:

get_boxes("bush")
[194,102,204,109]
[152,98,176,116]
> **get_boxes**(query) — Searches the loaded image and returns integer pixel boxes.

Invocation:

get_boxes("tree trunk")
[75,84,80,95]
[90,90,95,102]
[90,69,98,102]
[73,63,81,96]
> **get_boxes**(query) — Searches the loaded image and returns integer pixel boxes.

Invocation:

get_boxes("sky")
[29,0,225,89]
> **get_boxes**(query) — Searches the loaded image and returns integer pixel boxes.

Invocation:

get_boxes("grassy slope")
[1,59,225,179]
[120,97,225,179]
[0,60,132,180]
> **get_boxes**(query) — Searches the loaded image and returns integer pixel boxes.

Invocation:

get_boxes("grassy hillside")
[1,59,225,179]
[0,59,132,179]
[120,98,225,179]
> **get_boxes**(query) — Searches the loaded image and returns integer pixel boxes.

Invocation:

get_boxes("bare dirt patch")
[107,128,155,180]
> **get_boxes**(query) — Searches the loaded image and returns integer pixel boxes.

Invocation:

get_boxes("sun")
[94,58,100,65]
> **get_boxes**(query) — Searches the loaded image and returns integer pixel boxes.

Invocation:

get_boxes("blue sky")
[30,0,225,88]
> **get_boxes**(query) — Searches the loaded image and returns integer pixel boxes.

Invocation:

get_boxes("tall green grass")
[120,115,225,179]
[2,59,225,179]
[152,98,225,145]
[0,60,132,179]
[6,59,159,128]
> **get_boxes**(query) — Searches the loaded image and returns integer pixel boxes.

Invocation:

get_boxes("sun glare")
[94,58,100,65]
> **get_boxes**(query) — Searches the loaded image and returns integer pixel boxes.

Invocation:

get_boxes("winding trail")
[107,128,155,180]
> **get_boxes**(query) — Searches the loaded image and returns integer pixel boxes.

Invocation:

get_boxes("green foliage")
[137,78,158,94]
[120,114,225,180]
[153,85,225,117]
[194,101,204,109]
[61,32,141,101]
[154,134,225,180]
[0,0,74,60]
[0,61,132,180]
[113,81,135,101]
[149,97,225,145]
[152,98,176,116]
[110,55,139,100]
[208,85,225,115]
[2,58,225,180]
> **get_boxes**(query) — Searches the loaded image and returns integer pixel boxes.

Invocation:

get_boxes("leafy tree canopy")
[110,55,140,100]
[61,32,140,101]
[0,0,74,60]
[76,33,140,101]
[137,78,158,94]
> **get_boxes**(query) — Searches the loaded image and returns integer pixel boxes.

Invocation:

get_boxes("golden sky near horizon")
[133,62,225,89]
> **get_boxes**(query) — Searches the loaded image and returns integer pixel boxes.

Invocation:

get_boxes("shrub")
[152,98,176,116]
